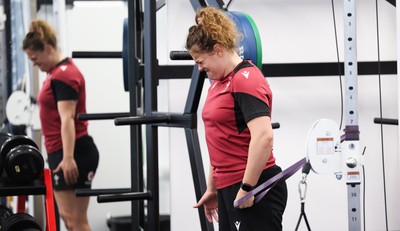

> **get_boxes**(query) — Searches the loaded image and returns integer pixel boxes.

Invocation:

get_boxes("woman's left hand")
[234,189,254,209]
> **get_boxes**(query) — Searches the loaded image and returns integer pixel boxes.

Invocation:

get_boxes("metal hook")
[298,181,307,202]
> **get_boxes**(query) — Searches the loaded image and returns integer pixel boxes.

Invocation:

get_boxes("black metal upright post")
[4,0,11,98]
[127,0,141,230]
[143,0,160,230]
[0,0,6,124]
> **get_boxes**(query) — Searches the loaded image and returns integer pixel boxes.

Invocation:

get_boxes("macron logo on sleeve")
[241,71,249,79]
[60,65,67,71]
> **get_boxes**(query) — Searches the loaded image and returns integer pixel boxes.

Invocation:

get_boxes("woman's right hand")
[193,189,219,223]
[53,156,79,185]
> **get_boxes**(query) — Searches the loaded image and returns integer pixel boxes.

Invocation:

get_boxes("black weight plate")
[0,133,12,148]
[0,205,13,229]
[5,145,44,184]
[0,135,38,160]
[1,213,42,231]
[0,133,11,176]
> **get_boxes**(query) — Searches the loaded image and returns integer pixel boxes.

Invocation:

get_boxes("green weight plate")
[242,13,263,69]
[226,12,259,69]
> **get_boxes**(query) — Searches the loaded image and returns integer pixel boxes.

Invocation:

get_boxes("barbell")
[73,11,263,92]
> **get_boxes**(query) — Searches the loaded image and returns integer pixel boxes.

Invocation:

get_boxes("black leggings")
[217,165,288,231]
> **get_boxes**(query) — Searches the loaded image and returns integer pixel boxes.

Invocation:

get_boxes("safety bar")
[97,192,152,203]
[373,117,398,125]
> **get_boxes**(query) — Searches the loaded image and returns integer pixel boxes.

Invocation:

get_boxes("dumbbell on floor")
[1,213,42,231]
[0,204,42,231]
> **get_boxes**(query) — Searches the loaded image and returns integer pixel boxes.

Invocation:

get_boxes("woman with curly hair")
[187,7,287,231]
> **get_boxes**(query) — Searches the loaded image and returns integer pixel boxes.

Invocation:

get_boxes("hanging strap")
[295,202,312,231]
[295,179,312,231]
[295,161,312,230]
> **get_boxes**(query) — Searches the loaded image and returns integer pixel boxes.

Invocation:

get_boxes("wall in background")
[167,1,399,231]
[32,0,399,231]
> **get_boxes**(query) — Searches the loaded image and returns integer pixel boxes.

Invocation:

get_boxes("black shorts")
[217,165,288,231]
[48,135,99,191]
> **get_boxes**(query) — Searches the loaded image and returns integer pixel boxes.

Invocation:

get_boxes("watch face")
[241,183,253,192]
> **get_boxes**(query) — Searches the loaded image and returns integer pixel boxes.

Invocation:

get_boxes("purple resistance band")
[234,157,307,208]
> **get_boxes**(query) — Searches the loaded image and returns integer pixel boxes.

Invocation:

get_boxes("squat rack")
[74,1,398,231]
[76,0,213,230]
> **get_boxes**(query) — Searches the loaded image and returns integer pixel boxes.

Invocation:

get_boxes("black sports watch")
[240,182,254,192]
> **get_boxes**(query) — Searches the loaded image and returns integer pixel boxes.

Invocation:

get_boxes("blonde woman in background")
[23,19,99,231]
